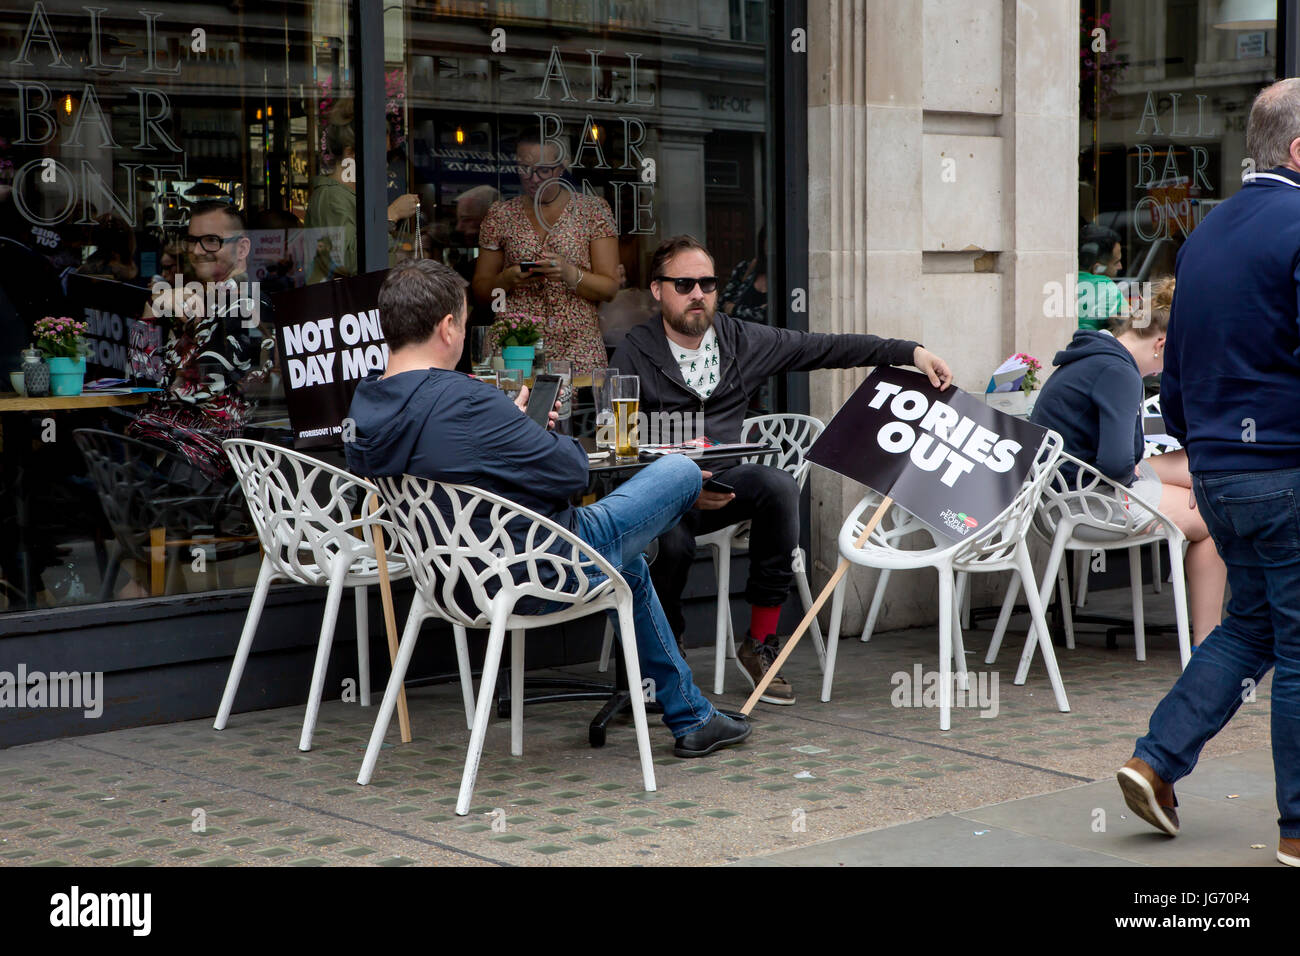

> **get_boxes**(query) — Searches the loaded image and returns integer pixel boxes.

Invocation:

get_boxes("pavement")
[0,586,1279,867]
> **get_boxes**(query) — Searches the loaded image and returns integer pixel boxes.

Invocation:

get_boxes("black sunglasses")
[655,275,718,295]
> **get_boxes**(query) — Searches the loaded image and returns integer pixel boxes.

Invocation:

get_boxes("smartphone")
[703,478,735,495]
[525,373,562,429]
[519,261,538,272]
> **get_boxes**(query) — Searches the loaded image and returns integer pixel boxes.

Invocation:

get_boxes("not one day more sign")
[807,366,1048,541]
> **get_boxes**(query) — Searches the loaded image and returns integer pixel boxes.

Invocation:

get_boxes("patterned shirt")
[673,325,721,399]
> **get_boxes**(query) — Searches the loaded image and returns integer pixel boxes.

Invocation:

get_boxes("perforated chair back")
[951,429,1065,569]
[741,413,825,489]
[222,438,393,587]
[372,475,624,628]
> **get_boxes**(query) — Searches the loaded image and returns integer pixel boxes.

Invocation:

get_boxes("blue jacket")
[1163,166,1300,472]
[344,368,589,533]
[1029,329,1143,486]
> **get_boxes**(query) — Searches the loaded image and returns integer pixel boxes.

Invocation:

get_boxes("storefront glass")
[391,1,774,367]
[1079,1,1278,319]
[0,0,777,616]
[0,1,352,612]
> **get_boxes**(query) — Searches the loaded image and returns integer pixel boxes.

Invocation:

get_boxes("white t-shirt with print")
[673,325,721,399]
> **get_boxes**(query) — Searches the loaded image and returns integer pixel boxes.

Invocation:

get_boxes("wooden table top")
[0,393,150,412]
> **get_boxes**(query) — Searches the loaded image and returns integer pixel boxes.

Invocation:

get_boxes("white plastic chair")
[822,430,1071,730]
[597,413,828,695]
[357,476,656,816]
[216,439,474,752]
[985,451,1191,675]
[1075,393,1182,606]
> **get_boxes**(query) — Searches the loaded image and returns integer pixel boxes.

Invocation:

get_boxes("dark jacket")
[1029,329,1143,486]
[1163,165,1300,472]
[344,367,589,534]
[611,311,920,444]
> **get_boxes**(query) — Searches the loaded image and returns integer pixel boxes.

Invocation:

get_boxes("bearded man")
[612,234,953,705]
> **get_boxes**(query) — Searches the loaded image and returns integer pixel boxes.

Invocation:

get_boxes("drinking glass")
[592,366,618,448]
[611,375,640,461]
[470,326,493,374]
[497,368,523,397]
[546,359,572,427]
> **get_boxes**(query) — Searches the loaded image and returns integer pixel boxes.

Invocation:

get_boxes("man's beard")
[663,298,715,338]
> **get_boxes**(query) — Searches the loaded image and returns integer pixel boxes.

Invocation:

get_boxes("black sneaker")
[673,711,753,757]
[736,632,796,705]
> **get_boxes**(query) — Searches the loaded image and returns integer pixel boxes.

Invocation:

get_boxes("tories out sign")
[64,274,152,381]
[272,269,389,448]
[807,367,1048,541]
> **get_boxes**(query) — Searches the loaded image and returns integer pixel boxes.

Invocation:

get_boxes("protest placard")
[271,269,389,448]
[807,366,1047,541]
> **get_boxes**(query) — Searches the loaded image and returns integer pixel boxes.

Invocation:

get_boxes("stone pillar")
[805,0,1078,635]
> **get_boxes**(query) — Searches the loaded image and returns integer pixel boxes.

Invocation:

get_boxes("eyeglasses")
[519,163,563,179]
[180,233,243,253]
[655,275,718,295]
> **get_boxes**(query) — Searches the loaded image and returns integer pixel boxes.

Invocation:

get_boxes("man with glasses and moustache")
[613,235,954,705]
[129,200,272,478]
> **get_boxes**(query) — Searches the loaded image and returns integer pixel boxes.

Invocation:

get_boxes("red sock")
[750,605,781,643]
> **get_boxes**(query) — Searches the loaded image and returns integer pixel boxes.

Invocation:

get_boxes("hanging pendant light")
[1213,0,1276,30]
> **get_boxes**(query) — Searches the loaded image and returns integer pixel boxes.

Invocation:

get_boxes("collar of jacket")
[1246,165,1300,188]
[637,310,741,398]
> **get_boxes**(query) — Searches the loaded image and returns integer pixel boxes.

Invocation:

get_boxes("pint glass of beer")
[611,375,640,461]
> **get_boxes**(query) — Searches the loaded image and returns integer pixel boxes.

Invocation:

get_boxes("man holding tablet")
[344,259,751,757]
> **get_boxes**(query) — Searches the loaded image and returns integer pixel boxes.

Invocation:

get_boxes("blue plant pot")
[501,345,535,378]
[48,355,86,396]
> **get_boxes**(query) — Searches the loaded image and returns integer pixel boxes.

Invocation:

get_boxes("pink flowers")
[1012,352,1041,395]
[34,315,88,359]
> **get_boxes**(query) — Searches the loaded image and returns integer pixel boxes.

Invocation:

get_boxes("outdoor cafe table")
[496,435,776,746]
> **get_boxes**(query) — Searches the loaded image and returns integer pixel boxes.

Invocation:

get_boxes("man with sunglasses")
[613,235,953,705]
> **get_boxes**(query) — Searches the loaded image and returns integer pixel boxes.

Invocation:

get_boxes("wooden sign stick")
[368,494,412,743]
[741,495,894,715]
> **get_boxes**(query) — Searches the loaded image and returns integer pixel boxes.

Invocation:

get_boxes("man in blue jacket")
[1116,78,1300,867]
[344,259,751,758]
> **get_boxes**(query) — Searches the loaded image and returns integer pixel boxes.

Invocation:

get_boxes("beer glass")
[592,366,618,449]
[611,375,640,461]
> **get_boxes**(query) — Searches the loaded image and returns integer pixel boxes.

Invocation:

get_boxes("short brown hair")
[649,235,713,283]
[378,259,467,351]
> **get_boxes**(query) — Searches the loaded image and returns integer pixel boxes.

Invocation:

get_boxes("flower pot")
[48,355,86,396]
[501,345,535,378]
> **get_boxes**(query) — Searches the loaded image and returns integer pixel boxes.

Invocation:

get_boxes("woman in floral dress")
[472,135,619,375]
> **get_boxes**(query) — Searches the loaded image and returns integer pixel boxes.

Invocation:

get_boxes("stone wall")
[805,0,1078,633]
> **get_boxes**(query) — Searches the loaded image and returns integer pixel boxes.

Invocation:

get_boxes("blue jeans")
[570,454,716,737]
[1134,466,1300,837]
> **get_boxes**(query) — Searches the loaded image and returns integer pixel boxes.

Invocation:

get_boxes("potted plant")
[985,352,1042,417]
[35,315,89,396]
[494,313,543,377]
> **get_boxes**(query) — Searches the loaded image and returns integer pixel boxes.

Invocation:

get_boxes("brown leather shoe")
[1280,837,1300,867]
[1117,757,1180,836]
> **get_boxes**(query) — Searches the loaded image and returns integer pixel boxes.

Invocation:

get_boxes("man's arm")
[473,385,589,500]
[1159,291,1187,445]
[742,323,919,380]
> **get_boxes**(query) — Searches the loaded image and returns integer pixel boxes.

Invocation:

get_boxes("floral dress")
[478,193,616,375]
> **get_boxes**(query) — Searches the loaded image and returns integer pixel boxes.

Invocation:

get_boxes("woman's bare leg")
[1147,449,1190,487]
[1157,481,1225,645]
